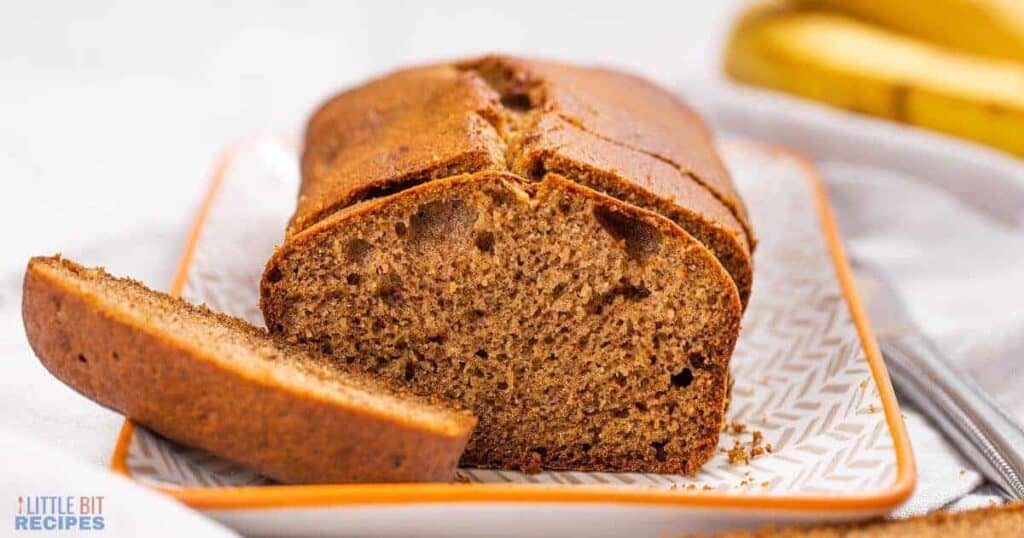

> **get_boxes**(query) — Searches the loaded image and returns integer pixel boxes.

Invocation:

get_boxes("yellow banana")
[724,3,1024,156]
[791,0,1024,62]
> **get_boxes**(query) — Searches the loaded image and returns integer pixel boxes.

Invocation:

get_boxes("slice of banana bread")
[22,256,475,484]
[261,171,742,474]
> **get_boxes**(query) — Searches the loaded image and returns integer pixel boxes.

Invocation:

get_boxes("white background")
[0,0,746,469]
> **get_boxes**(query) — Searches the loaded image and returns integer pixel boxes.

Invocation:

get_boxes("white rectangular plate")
[111,135,913,537]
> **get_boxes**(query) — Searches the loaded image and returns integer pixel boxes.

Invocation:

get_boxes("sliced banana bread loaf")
[23,256,475,484]
[263,56,750,474]
[262,171,742,474]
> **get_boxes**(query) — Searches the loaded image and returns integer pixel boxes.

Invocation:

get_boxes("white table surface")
[0,0,746,472]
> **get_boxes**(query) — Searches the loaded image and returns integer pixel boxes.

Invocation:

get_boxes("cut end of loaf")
[262,171,742,474]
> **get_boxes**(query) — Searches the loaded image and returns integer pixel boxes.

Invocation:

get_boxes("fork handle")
[881,332,1024,499]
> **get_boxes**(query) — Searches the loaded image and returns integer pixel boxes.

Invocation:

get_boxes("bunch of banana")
[724,0,1024,156]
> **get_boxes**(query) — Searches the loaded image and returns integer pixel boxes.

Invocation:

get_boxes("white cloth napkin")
[686,81,1024,516]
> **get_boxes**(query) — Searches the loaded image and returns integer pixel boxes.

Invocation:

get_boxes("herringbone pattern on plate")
[124,137,896,495]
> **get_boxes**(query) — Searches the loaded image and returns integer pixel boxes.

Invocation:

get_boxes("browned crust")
[295,56,754,306]
[715,501,1024,537]
[23,256,474,485]
[459,54,755,248]
[297,55,754,250]
[292,63,506,236]
[261,171,742,475]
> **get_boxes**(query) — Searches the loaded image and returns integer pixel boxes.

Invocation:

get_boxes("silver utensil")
[852,259,1024,500]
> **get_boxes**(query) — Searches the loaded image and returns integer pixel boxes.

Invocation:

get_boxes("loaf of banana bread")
[262,56,751,474]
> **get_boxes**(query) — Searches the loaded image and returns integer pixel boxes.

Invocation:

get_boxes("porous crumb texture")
[510,113,753,304]
[262,172,742,474]
[715,502,1024,537]
[22,256,475,484]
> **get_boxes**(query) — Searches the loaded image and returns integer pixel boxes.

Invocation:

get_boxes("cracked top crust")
[294,55,754,255]
[460,55,753,246]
